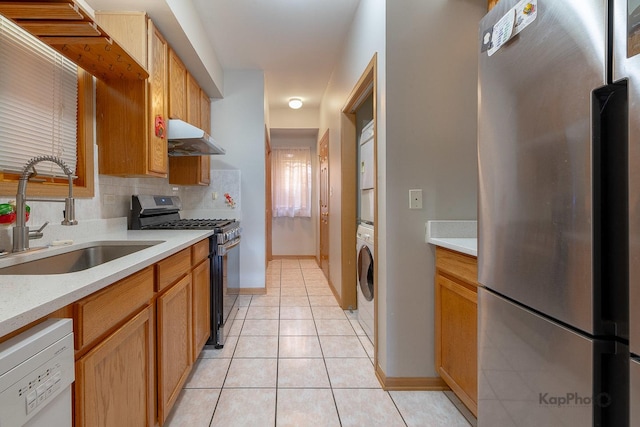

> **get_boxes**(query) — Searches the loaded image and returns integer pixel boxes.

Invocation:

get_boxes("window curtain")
[272,147,312,218]
[0,16,78,177]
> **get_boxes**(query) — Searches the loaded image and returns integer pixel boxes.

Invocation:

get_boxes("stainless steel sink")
[0,241,164,275]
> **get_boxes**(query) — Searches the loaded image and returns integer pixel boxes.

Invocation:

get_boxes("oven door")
[208,236,240,347]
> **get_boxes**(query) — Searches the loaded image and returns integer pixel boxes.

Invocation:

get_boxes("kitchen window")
[0,15,94,198]
[272,147,312,217]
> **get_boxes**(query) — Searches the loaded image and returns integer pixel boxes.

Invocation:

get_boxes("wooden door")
[192,259,210,361]
[157,274,192,424]
[76,306,154,427]
[168,49,186,120]
[148,20,168,175]
[319,130,330,278]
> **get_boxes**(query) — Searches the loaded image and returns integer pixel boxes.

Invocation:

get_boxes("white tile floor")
[165,259,472,427]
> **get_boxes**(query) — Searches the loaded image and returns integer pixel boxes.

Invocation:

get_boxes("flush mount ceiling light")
[288,98,303,109]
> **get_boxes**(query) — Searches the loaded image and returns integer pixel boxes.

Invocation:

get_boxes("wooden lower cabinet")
[434,247,478,417]
[192,258,211,361]
[157,274,193,424]
[76,306,154,427]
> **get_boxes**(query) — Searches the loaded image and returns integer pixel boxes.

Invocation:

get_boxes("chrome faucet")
[12,155,78,253]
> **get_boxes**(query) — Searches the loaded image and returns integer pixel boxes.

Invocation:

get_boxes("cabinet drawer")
[192,238,209,266]
[156,248,191,292]
[75,266,154,351]
[435,247,478,288]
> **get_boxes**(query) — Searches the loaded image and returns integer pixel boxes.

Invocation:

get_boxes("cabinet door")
[168,49,186,120]
[186,72,200,127]
[76,306,154,427]
[147,20,168,175]
[435,273,477,416]
[192,259,211,361]
[157,275,192,424]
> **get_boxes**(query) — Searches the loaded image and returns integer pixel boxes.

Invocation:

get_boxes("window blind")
[0,16,78,177]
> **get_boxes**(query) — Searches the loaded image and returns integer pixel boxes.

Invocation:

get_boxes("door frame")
[318,130,330,279]
[340,54,377,359]
[265,125,272,264]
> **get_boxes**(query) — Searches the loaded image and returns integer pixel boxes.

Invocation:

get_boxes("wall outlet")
[212,192,218,200]
[409,189,422,209]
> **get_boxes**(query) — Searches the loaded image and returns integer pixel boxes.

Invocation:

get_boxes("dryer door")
[357,245,374,301]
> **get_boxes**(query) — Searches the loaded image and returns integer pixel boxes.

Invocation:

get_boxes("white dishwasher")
[0,319,74,427]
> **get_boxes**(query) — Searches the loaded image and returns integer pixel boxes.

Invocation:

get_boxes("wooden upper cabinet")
[187,72,200,126]
[169,76,211,186]
[95,12,168,177]
[488,0,499,10]
[168,49,187,120]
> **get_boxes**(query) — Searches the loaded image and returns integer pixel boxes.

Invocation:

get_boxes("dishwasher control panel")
[0,319,74,427]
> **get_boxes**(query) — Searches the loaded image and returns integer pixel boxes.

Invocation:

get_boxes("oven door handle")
[217,236,241,256]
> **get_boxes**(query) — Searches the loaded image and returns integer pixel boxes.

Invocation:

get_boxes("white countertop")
[0,219,213,337]
[425,220,477,257]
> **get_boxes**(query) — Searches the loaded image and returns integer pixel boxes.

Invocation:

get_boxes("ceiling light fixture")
[288,98,303,109]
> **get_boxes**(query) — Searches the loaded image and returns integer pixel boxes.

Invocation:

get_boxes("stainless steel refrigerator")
[478,1,633,425]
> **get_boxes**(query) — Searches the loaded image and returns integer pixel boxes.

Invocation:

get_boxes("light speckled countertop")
[425,220,477,257]
[0,218,213,337]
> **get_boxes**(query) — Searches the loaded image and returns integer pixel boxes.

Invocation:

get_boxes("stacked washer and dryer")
[357,120,375,343]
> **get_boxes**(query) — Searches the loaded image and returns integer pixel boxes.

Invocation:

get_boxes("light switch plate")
[409,189,422,209]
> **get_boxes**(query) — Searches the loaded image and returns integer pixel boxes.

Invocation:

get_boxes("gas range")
[129,195,241,244]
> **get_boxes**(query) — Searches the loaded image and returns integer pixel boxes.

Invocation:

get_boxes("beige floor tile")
[315,319,356,336]
[309,295,340,307]
[281,259,301,269]
[298,259,319,269]
[234,335,279,358]
[228,317,244,336]
[276,388,340,427]
[237,295,253,307]
[279,306,313,320]
[265,288,281,296]
[312,306,347,319]
[184,358,231,389]
[240,319,279,336]
[246,306,280,319]
[333,389,405,427]
[359,335,375,359]
[319,336,368,358]
[389,391,471,427]
[225,358,278,388]
[280,279,305,288]
[164,388,220,427]
[277,358,330,388]
[279,319,317,336]
[199,336,238,359]
[325,358,381,388]
[305,286,334,296]
[280,296,310,307]
[349,318,366,335]
[211,388,276,427]
[236,306,248,320]
[249,296,280,307]
[278,336,323,358]
[280,287,308,296]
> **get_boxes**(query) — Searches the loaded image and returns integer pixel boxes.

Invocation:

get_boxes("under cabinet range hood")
[167,119,226,156]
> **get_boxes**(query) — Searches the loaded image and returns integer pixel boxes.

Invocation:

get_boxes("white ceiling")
[83,0,361,111]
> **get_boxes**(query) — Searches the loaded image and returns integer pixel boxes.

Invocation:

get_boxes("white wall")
[209,70,266,288]
[319,0,485,379]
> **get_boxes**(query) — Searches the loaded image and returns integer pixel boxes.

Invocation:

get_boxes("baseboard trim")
[375,365,450,391]
[228,288,267,295]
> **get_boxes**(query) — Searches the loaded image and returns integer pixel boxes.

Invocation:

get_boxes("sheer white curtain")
[272,147,312,218]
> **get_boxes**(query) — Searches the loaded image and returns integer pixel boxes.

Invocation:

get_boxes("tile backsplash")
[0,168,241,251]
